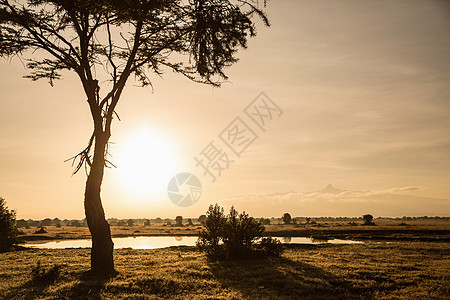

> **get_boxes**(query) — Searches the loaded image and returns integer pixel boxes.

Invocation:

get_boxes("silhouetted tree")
[197,204,226,255]
[40,218,53,227]
[0,197,19,252]
[197,204,278,258]
[70,220,82,227]
[187,218,193,226]
[222,206,265,257]
[363,214,375,225]
[198,215,207,225]
[282,213,292,225]
[0,0,268,275]
[117,220,126,227]
[34,226,48,234]
[144,219,151,226]
[261,218,271,225]
[175,216,183,226]
[16,219,28,228]
[127,219,134,227]
[30,220,40,227]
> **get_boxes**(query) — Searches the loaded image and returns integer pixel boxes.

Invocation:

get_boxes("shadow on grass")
[207,246,362,299]
[65,270,118,299]
[3,269,116,300]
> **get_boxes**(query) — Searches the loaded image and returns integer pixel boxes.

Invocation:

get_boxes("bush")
[198,215,206,225]
[222,207,265,257]
[260,218,271,225]
[175,216,183,226]
[282,213,292,224]
[197,204,282,259]
[259,237,283,257]
[70,220,82,227]
[33,227,47,234]
[31,261,62,283]
[363,214,375,225]
[197,204,226,257]
[0,197,19,252]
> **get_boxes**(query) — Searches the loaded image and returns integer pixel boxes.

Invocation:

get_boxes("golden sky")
[1,0,449,219]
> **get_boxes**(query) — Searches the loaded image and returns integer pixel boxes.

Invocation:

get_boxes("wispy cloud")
[218,185,449,217]
[388,186,424,193]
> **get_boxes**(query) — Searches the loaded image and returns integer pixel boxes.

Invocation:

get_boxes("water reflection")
[23,236,361,249]
[282,237,291,243]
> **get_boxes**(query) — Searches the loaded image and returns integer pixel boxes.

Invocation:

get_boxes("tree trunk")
[84,133,115,275]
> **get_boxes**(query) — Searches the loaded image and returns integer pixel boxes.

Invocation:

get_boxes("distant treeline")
[15,215,449,228]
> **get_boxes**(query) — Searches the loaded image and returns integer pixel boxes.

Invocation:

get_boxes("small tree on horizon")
[0,0,269,275]
[363,214,375,225]
[282,213,292,225]
[198,215,207,225]
[175,216,183,226]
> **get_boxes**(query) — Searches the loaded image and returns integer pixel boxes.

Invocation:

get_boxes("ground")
[1,242,449,299]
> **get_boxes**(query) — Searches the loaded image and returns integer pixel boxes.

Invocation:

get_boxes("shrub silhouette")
[0,197,19,252]
[363,214,375,225]
[259,237,283,257]
[260,218,271,225]
[222,207,265,257]
[198,215,206,225]
[70,220,82,227]
[282,213,292,224]
[40,218,52,227]
[33,227,47,234]
[197,204,282,259]
[197,204,226,256]
[175,216,183,226]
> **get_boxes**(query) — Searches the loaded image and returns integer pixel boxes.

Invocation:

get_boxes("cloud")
[217,185,449,217]
[388,186,424,193]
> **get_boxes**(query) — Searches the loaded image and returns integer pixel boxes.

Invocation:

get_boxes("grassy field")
[1,242,449,299]
[19,218,450,242]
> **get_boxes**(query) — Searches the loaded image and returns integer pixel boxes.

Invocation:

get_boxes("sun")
[111,128,180,201]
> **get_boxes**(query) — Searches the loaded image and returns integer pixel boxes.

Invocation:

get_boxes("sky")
[1,0,449,219]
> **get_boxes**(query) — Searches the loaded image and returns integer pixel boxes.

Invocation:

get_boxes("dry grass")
[1,242,449,299]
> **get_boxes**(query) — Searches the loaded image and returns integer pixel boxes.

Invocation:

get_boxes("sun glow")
[112,128,180,202]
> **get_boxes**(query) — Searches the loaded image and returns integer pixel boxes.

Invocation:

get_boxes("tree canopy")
[0,0,269,173]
